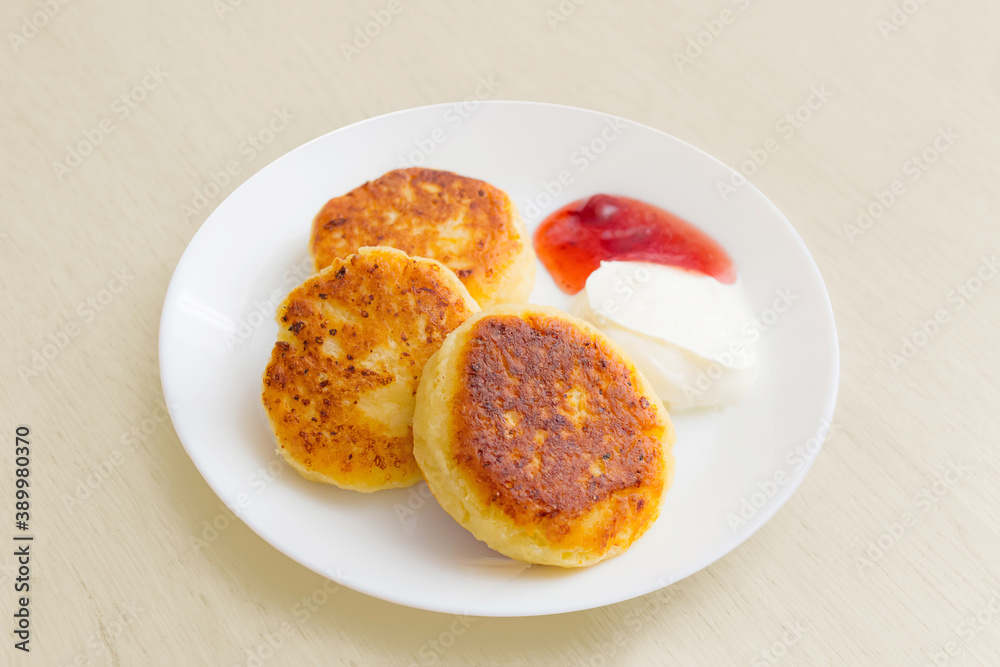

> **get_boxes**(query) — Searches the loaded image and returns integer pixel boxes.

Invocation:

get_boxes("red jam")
[533,194,735,294]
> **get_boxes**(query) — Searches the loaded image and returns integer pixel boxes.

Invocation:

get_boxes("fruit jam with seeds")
[533,194,735,294]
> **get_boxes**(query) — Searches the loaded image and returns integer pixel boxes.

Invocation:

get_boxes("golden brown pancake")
[262,247,480,492]
[413,304,675,566]
[309,168,535,308]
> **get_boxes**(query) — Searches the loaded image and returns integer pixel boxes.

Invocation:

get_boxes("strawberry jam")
[533,194,735,294]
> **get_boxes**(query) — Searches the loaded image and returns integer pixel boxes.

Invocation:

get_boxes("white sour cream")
[573,261,759,410]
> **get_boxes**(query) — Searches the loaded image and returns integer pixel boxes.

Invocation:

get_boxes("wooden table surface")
[3,1,999,664]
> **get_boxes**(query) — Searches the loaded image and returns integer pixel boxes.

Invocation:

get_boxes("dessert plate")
[159,101,839,616]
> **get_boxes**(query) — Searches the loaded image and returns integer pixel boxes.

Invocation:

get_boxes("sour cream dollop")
[573,261,759,410]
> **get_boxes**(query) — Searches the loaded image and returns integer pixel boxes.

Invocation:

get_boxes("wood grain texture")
[1,0,998,664]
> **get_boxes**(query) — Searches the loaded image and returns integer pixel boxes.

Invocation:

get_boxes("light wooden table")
[3,1,999,664]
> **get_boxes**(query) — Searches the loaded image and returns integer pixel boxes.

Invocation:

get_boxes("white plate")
[159,101,839,616]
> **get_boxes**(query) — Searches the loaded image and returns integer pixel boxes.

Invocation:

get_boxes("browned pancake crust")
[452,313,669,548]
[262,248,478,490]
[309,168,526,306]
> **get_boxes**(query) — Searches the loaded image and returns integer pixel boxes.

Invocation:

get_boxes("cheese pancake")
[262,247,480,492]
[413,304,675,566]
[309,168,535,307]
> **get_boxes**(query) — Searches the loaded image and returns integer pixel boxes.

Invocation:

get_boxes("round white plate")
[159,101,839,616]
